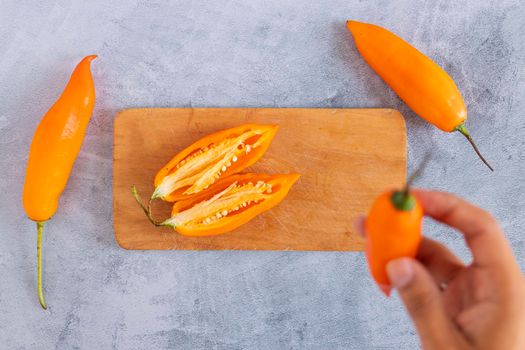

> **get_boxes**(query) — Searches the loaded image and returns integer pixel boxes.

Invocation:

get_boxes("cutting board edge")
[114,107,406,121]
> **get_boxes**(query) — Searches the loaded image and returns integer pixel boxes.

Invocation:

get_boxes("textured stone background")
[1,0,523,349]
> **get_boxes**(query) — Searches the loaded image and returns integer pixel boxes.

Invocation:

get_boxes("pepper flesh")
[22,55,97,309]
[161,173,300,236]
[346,20,492,171]
[153,124,278,202]
[365,190,423,296]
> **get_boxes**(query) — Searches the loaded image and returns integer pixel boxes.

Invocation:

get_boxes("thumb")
[387,258,460,348]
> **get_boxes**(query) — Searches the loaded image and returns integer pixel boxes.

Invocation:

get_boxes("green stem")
[456,124,493,171]
[392,153,431,211]
[391,191,415,211]
[37,221,47,310]
[131,185,163,226]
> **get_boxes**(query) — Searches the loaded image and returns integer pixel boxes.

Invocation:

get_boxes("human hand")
[356,190,525,350]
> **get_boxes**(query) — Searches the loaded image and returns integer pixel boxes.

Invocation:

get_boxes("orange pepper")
[365,188,423,296]
[22,55,97,309]
[151,124,278,202]
[168,173,299,236]
[135,173,299,236]
[347,20,493,171]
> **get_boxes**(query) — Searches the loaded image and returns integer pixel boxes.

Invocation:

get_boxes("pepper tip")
[85,54,98,62]
[346,20,359,30]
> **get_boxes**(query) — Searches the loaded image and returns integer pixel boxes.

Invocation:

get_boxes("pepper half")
[156,173,300,236]
[153,124,279,202]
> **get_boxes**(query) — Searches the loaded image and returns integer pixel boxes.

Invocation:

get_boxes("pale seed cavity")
[155,129,266,198]
[164,180,274,228]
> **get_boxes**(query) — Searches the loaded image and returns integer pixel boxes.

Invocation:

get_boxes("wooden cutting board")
[113,108,406,251]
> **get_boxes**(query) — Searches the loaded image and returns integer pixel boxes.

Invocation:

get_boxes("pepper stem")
[131,185,164,226]
[455,124,493,171]
[391,154,431,211]
[36,221,47,310]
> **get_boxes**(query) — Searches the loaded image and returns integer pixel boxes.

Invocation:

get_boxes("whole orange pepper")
[366,187,423,296]
[22,55,97,309]
[347,21,493,171]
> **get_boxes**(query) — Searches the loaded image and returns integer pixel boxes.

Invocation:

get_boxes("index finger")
[413,189,514,268]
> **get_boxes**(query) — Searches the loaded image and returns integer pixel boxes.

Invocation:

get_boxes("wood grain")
[113,108,406,251]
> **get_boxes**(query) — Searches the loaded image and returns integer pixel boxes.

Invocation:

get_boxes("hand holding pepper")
[356,191,525,349]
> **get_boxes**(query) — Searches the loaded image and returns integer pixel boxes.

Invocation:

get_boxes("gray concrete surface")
[1,0,524,349]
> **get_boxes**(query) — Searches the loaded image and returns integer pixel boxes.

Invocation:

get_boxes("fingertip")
[386,258,415,289]
[411,188,438,207]
[411,189,460,218]
[353,216,366,237]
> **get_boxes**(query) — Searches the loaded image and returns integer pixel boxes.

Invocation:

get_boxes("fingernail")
[353,216,366,237]
[386,258,414,288]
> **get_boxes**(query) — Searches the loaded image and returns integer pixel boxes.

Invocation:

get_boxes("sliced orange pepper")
[153,124,278,202]
[156,173,300,236]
